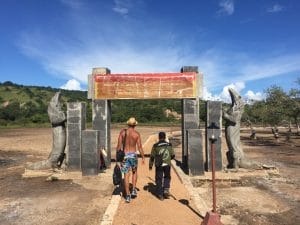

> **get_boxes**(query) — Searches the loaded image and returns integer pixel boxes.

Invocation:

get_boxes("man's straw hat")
[127,117,138,126]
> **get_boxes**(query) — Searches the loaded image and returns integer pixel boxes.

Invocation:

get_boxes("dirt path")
[112,158,202,225]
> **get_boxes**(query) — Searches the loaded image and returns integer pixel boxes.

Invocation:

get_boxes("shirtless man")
[116,117,145,203]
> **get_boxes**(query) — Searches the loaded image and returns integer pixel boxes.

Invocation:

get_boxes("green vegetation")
[243,78,300,128]
[1,78,299,129]
[0,81,91,127]
[111,99,182,123]
[0,81,184,127]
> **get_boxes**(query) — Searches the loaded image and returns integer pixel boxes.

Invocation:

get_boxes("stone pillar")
[92,100,111,167]
[181,66,200,168]
[206,101,222,171]
[81,130,100,176]
[67,102,86,170]
[90,67,112,168]
[87,74,94,100]
[187,129,204,176]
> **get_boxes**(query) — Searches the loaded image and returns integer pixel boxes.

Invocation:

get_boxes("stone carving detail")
[223,88,260,169]
[27,92,66,170]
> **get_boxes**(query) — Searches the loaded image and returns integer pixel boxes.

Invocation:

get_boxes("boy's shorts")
[121,152,138,174]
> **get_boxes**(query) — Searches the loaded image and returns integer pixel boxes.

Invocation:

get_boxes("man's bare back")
[117,127,143,154]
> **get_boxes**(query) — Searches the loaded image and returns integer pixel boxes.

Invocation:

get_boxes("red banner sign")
[94,72,198,99]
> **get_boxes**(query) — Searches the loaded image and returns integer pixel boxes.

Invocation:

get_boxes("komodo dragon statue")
[27,92,66,170]
[223,88,261,170]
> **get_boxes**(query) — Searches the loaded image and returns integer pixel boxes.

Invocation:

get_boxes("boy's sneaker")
[163,189,170,198]
[131,188,137,198]
[125,195,131,203]
[158,195,164,201]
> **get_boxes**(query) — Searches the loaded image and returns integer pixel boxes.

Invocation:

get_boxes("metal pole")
[211,137,217,213]
[201,131,223,225]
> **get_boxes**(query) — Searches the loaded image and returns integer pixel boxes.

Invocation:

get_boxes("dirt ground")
[0,126,299,225]
[196,127,300,225]
[0,126,171,225]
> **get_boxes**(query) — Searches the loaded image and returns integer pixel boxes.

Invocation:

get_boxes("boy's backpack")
[155,144,170,167]
[113,164,122,185]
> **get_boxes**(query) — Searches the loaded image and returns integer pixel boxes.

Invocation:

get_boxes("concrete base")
[187,129,204,176]
[201,211,223,225]
[81,130,100,176]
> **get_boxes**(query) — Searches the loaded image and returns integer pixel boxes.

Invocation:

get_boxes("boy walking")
[149,132,175,200]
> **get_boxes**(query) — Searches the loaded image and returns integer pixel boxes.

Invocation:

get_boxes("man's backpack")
[113,164,122,185]
[116,129,127,162]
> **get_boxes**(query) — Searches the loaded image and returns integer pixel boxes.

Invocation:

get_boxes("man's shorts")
[121,152,138,174]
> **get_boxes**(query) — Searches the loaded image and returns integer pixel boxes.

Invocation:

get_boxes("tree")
[287,78,300,133]
[243,100,268,126]
[264,85,289,126]
[0,102,21,121]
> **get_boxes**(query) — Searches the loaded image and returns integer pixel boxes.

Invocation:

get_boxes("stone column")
[187,129,205,175]
[91,67,112,168]
[67,102,86,170]
[92,100,111,167]
[181,66,200,168]
[206,101,222,171]
[81,130,100,176]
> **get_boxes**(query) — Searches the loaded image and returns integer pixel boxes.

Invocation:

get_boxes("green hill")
[0,81,90,127]
[0,81,190,127]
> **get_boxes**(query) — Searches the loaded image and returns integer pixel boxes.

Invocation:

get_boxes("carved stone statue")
[222,88,260,169]
[27,92,66,170]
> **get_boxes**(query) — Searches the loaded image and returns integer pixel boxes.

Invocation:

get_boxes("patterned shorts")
[121,152,138,174]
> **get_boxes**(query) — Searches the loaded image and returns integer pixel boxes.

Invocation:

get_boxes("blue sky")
[0,0,299,101]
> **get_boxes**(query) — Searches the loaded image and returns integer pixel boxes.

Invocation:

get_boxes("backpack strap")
[122,129,127,151]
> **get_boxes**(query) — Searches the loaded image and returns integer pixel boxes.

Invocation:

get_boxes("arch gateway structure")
[66,66,223,176]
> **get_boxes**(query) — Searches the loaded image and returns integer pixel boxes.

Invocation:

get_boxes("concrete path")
[112,158,203,225]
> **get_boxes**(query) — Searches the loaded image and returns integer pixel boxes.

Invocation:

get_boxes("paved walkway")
[112,158,203,225]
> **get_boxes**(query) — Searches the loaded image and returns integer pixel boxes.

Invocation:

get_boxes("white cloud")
[203,82,246,103]
[17,28,185,84]
[238,54,300,82]
[218,82,245,103]
[60,79,82,90]
[218,0,235,16]
[244,90,265,101]
[113,0,132,16]
[204,83,266,103]
[16,2,300,97]
[267,4,284,13]
[18,26,300,96]
[202,86,220,101]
